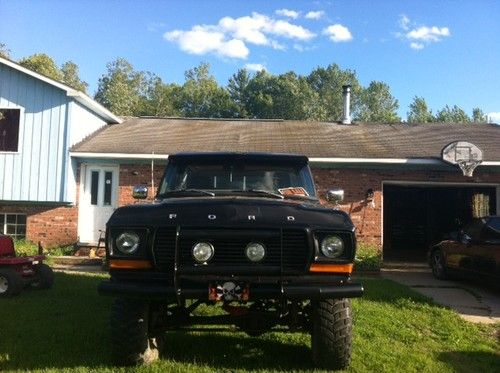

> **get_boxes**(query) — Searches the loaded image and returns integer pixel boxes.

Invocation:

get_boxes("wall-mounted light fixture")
[365,188,375,208]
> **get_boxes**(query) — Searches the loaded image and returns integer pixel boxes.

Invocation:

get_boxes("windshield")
[157,160,316,198]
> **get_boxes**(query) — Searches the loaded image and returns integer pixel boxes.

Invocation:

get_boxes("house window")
[0,213,27,239]
[0,108,21,152]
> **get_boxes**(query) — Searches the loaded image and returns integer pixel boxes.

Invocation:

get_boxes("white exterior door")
[78,164,119,244]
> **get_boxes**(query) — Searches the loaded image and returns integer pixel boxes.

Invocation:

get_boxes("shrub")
[13,239,75,257]
[354,242,381,272]
[13,239,39,256]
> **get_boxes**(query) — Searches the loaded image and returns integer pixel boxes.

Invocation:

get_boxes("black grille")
[282,228,310,273]
[154,227,177,272]
[154,227,311,274]
[179,228,281,267]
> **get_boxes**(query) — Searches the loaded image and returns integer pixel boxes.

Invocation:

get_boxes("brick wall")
[0,203,78,247]
[118,163,166,206]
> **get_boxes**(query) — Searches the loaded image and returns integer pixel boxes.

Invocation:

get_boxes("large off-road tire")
[430,249,448,280]
[0,268,23,297]
[311,298,353,370]
[31,263,54,289]
[110,298,160,366]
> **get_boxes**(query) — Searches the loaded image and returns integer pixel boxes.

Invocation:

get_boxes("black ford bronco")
[99,152,363,370]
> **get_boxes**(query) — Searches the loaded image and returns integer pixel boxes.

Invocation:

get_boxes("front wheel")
[311,298,353,370]
[110,298,160,366]
[0,268,23,297]
[31,263,54,289]
[430,249,447,280]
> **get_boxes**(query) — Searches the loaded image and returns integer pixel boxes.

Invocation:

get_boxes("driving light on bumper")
[192,242,215,263]
[245,242,266,262]
[320,235,344,258]
[116,232,140,254]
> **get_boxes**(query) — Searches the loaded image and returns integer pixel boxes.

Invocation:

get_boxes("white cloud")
[244,63,266,72]
[165,12,315,59]
[276,9,300,19]
[219,14,269,45]
[398,15,410,31]
[270,40,286,50]
[488,112,500,123]
[164,27,249,59]
[407,26,450,42]
[305,10,325,20]
[323,24,353,42]
[410,42,424,50]
[272,19,315,40]
[397,15,451,50]
[293,43,317,52]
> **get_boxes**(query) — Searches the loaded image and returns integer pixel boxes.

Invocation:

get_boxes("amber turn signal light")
[309,263,353,274]
[109,259,152,270]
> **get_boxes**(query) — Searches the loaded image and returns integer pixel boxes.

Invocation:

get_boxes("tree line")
[0,44,487,123]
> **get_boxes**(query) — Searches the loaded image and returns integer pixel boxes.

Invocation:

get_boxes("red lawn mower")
[0,234,54,297]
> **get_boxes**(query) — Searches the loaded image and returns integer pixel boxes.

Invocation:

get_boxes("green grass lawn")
[0,272,498,373]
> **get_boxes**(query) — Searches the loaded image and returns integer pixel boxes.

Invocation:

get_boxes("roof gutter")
[307,158,500,166]
[70,152,170,160]
[68,152,500,166]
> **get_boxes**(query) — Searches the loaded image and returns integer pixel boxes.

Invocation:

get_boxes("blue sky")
[1,0,499,121]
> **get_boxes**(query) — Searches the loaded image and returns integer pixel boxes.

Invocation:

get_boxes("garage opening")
[383,184,497,262]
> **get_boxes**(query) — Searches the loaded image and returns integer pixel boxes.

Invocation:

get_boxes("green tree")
[0,43,11,59]
[407,96,435,123]
[435,105,471,123]
[95,58,145,116]
[227,69,251,118]
[358,81,400,123]
[243,70,324,120]
[472,107,486,123]
[138,73,181,117]
[61,61,88,93]
[180,62,237,118]
[18,53,63,81]
[306,64,362,121]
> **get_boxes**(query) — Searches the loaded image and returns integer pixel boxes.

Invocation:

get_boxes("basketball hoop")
[457,160,481,177]
[442,141,483,177]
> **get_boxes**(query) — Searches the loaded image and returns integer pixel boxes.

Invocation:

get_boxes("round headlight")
[245,242,266,262]
[116,232,140,254]
[192,242,214,263]
[320,235,344,258]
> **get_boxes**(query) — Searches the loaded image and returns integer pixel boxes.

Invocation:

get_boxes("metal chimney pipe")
[342,85,351,124]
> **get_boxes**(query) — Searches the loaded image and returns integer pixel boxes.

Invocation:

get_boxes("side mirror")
[326,189,344,204]
[132,185,148,199]
[460,233,472,245]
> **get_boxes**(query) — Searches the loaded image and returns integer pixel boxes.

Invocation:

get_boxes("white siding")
[0,63,108,203]
[69,100,107,146]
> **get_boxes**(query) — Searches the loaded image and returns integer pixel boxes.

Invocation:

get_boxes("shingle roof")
[70,117,500,161]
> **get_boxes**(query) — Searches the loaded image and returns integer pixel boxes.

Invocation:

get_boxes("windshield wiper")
[237,189,284,199]
[158,189,215,198]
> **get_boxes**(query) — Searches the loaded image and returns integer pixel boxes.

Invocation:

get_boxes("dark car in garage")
[429,216,500,281]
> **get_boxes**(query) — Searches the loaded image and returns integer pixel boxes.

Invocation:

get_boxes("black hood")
[108,197,353,230]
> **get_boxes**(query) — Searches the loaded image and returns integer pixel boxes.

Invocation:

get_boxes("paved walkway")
[381,267,500,324]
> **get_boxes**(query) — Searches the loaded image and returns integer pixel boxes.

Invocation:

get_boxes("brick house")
[2,55,499,262]
[71,117,500,262]
[0,56,120,246]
